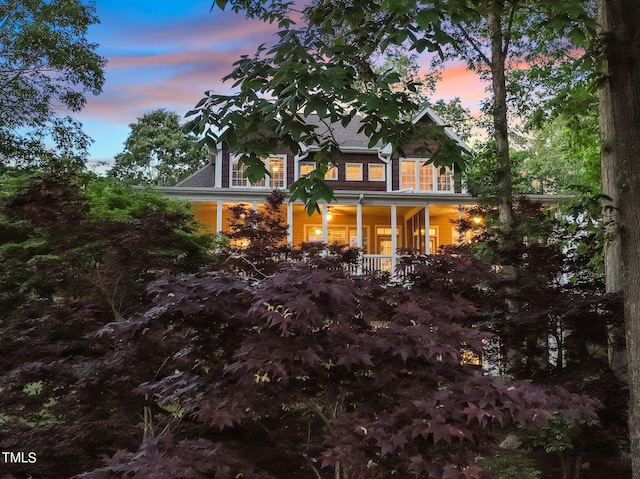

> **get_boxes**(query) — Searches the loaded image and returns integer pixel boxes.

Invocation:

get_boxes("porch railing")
[361,254,394,273]
[346,254,415,277]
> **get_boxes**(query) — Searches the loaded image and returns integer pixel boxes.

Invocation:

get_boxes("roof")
[173,108,471,187]
[303,114,384,150]
[176,163,215,187]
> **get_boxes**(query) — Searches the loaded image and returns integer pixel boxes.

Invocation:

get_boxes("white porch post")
[287,202,293,245]
[424,204,430,254]
[391,204,397,273]
[214,145,223,188]
[357,202,363,275]
[216,200,223,233]
[322,203,329,243]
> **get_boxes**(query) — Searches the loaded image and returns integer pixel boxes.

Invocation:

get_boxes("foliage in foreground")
[73,251,597,479]
[0,183,607,479]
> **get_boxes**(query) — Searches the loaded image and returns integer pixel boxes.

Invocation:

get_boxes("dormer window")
[231,154,286,188]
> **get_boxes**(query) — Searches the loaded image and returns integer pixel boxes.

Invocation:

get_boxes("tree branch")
[455,24,492,67]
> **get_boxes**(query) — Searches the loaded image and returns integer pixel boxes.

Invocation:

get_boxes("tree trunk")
[601,0,640,477]
[598,0,627,377]
[488,0,513,231]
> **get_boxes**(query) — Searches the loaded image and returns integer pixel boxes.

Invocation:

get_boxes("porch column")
[391,204,397,273]
[214,145,223,188]
[287,202,293,245]
[424,204,430,254]
[356,202,363,275]
[321,203,329,243]
[457,206,463,244]
[216,200,223,233]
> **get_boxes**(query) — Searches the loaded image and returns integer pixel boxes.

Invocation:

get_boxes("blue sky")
[78,1,485,162]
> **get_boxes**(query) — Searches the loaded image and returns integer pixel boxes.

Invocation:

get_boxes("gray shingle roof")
[304,114,383,149]
[175,163,215,187]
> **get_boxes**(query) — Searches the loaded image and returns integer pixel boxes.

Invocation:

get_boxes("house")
[154,107,547,273]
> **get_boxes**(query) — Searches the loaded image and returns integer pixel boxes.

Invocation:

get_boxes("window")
[368,164,385,181]
[452,227,471,244]
[375,227,401,255]
[304,225,369,251]
[400,160,454,192]
[400,161,416,190]
[299,162,314,176]
[298,162,337,180]
[346,163,363,181]
[437,166,453,191]
[325,165,338,180]
[231,155,286,188]
[419,162,434,191]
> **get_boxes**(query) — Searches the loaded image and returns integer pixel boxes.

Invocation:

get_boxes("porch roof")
[151,186,569,207]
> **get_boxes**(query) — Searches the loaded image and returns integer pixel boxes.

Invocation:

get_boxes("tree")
[0,173,216,477]
[597,0,640,476]
[0,184,603,479]
[110,109,208,186]
[0,173,213,323]
[0,0,105,168]
[73,239,598,479]
[186,0,593,223]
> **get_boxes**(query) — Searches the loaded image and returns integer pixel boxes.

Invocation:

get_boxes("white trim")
[216,200,223,233]
[321,203,329,243]
[391,204,397,273]
[357,203,363,274]
[294,150,310,178]
[230,153,287,188]
[425,206,431,254]
[287,202,293,244]
[400,158,455,193]
[155,185,522,206]
[214,144,223,188]
[411,106,471,153]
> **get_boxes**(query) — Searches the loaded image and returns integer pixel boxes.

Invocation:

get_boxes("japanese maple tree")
[77,247,598,479]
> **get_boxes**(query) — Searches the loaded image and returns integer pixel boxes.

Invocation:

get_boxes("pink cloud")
[421,62,487,112]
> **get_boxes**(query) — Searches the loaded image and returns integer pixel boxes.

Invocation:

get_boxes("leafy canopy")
[186,0,476,214]
[186,0,594,215]
[109,109,209,186]
[0,0,105,168]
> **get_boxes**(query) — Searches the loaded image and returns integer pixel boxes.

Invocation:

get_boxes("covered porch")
[183,190,476,275]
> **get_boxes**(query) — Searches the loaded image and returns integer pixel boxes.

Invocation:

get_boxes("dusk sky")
[79,0,487,163]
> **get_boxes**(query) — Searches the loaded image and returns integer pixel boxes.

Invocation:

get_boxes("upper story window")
[400,159,454,192]
[298,161,337,180]
[368,164,386,182]
[346,163,363,181]
[232,155,286,188]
